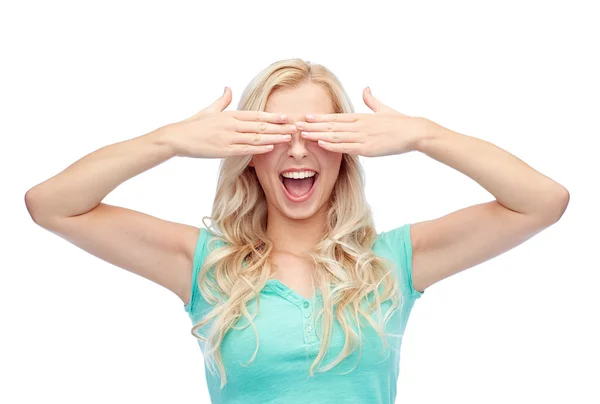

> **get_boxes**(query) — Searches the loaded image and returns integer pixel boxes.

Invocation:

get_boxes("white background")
[2,0,598,403]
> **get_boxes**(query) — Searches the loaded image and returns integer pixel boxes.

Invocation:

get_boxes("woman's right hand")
[164,87,296,158]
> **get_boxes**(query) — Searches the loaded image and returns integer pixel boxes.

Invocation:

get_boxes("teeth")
[281,171,316,179]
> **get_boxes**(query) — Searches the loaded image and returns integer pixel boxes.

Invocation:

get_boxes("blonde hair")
[191,58,404,388]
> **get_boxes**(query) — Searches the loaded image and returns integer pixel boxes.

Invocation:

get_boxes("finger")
[227,144,275,156]
[295,121,357,132]
[232,110,290,124]
[305,113,357,123]
[316,140,362,155]
[234,133,292,146]
[206,86,232,112]
[235,121,297,134]
[184,87,232,122]
[363,87,406,115]
[363,87,391,113]
[300,131,362,143]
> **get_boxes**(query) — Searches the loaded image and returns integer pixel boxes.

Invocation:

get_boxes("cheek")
[252,152,276,169]
[317,148,343,170]
[251,154,279,184]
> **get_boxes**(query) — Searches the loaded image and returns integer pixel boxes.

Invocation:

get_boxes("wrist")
[412,118,453,154]
[150,123,179,158]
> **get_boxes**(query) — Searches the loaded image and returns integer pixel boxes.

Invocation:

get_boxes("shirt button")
[304,311,311,318]
[307,325,313,332]
[303,301,310,308]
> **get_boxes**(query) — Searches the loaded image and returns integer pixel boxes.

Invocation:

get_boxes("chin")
[280,204,321,220]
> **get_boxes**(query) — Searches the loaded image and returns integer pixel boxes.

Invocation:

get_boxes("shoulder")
[374,224,424,298]
[374,223,411,259]
[183,227,221,315]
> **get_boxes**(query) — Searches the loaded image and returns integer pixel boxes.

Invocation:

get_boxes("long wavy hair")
[191,58,404,388]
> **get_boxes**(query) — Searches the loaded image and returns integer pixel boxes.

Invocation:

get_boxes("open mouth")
[279,173,319,202]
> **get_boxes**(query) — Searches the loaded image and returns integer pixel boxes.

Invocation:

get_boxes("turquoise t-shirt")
[184,224,424,404]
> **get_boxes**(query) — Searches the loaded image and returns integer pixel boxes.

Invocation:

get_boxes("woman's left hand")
[296,87,431,157]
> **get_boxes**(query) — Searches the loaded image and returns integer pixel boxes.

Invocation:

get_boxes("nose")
[287,131,308,160]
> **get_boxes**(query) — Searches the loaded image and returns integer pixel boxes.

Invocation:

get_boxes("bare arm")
[293,89,569,294]
[25,126,175,221]
[24,125,201,303]
[24,87,296,305]
[410,122,569,293]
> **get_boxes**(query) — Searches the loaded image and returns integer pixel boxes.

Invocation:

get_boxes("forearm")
[414,119,569,221]
[26,124,176,221]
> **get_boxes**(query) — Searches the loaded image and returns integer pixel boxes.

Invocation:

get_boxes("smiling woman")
[188,61,413,402]
[25,56,569,404]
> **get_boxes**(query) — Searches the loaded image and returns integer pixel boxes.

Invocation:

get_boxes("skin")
[251,82,569,294]
[249,82,343,257]
[294,87,569,293]
[25,81,570,307]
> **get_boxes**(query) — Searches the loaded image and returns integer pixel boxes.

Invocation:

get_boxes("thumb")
[184,87,232,122]
[206,86,233,112]
[363,87,395,113]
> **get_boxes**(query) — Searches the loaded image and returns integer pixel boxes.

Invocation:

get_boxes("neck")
[265,204,328,256]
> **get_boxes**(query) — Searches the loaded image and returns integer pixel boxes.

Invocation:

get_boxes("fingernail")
[306,114,315,120]
[295,121,304,129]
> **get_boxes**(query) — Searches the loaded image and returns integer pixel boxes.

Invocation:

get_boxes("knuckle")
[223,122,242,133]
[223,120,234,131]
[259,122,267,132]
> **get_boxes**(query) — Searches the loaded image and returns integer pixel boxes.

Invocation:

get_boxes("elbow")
[557,186,570,219]
[25,189,40,223]
[25,188,50,227]
[542,185,570,224]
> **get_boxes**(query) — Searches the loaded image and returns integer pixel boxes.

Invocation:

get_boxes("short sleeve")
[183,227,210,314]
[379,223,424,299]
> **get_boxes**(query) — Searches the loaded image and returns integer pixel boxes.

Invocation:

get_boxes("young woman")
[25,59,569,403]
